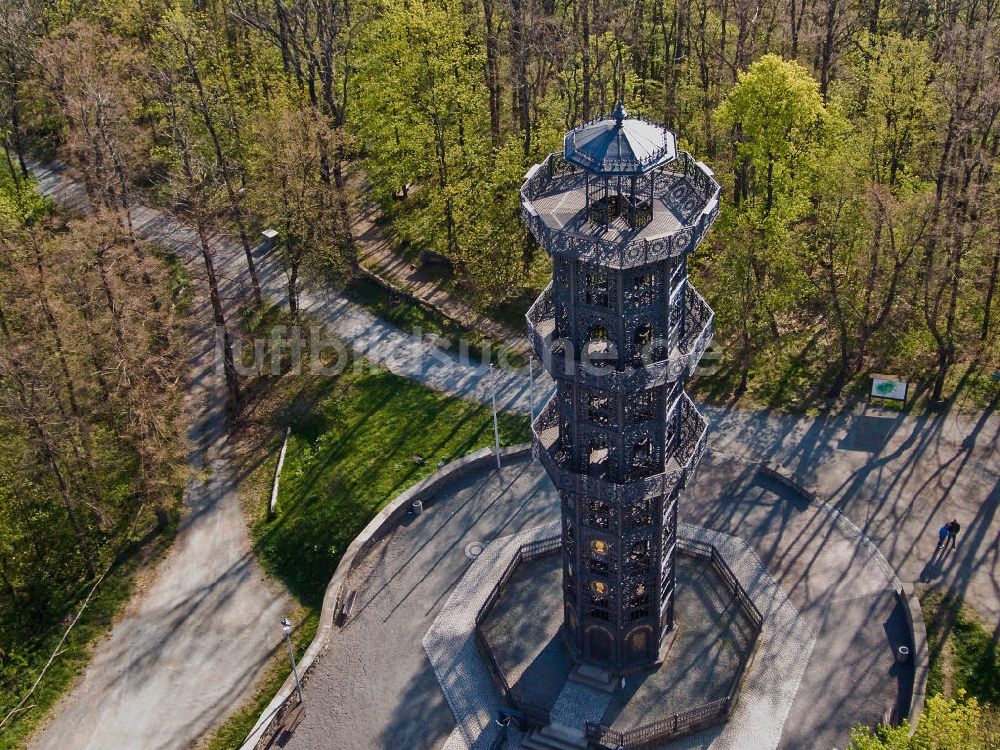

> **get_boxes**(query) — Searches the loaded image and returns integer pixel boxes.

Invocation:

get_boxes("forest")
[0,0,999,742]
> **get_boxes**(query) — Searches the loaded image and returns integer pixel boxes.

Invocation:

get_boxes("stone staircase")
[567,663,618,693]
[520,723,588,750]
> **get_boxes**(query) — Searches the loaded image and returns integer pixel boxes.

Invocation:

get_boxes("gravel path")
[28,165,291,750]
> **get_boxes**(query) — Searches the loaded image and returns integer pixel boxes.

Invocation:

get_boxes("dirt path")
[349,171,530,355]
[28,163,291,750]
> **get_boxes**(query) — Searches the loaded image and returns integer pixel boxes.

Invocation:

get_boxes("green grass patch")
[922,590,1000,705]
[151,247,195,315]
[253,364,531,606]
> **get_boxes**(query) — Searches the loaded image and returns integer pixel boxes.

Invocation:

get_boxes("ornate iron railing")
[520,152,720,270]
[677,537,764,632]
[525,283,715,392]
[473,536,562,730]
[531,392,709,504]
[585,698,729,750]
[584,540,764,750]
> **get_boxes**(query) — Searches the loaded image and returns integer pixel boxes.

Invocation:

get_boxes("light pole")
[490,363,501,472]
[282,617,303,703]
[528,354,535,421]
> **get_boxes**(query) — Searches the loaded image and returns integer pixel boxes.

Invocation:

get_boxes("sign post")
[869,374,909,405]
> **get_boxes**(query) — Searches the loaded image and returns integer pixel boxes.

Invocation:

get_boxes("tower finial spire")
[613,100,627,125]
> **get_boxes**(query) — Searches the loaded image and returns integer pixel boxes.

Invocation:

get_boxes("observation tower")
[522,103,719,675]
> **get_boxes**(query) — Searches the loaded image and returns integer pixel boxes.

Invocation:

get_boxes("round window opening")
[590,539,609,556]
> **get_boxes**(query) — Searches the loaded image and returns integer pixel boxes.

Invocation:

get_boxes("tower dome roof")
[564,102,676,176]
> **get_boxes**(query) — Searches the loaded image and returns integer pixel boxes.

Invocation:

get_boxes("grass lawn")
[922,591,1000,705]
[249,364,531,606]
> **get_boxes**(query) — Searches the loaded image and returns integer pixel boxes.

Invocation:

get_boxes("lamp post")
[528,354,535,421]
[282,617,303,703]
[490,363,501,472]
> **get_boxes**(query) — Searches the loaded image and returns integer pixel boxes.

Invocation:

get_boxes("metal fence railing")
[584,539,764,750]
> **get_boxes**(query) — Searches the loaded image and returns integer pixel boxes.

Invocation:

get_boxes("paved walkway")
[281,459,560,750]
[28,171,290,749]
[280,452,908,750]
[705,406,1000,626]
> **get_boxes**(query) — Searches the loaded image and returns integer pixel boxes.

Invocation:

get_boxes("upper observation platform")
[521,113,721,271]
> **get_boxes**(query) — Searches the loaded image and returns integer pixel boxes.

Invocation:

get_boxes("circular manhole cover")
[465,542,484,559]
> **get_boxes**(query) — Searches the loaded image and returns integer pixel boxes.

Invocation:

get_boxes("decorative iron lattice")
[524,109,716,675]
[520,152,720,271]
[527,282,715,393]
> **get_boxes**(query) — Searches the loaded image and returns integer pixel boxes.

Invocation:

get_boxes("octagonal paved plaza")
[277,450,913,750]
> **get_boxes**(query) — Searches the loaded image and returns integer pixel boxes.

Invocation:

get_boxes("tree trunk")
[482,0,502,145]
[194,213,242,415]
[819,0,838,99]
[982,242,999,341]
[182,41,263,306]
[15,382,98,580]
[510,0,532,154]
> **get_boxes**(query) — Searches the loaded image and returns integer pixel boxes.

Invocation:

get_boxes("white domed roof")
[564,102,676,176]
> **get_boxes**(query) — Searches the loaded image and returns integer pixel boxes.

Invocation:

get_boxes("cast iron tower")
[523,103,719,674]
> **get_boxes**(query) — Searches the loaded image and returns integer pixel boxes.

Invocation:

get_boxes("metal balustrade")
[520,152,721,270]
[584,539,764,750]
[525,282,715,392]
[530,393,709,504]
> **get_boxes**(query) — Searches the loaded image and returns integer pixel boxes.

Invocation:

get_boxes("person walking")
[936,523,949,551]
[946,519,961,550]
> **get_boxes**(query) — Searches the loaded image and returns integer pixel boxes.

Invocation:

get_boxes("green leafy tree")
[246,102,348,317]
[716,54,833,215]
[352,0,489,258]
[847,692,997,749]
[843,33,941,192]
[712,55,843,393]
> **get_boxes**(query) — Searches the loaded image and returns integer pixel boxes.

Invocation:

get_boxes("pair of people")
[936,519,961,551]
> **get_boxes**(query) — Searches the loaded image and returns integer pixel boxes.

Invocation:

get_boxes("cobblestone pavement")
[685,453,913,750]
[669,524,817,750]
[549,681,613,734]
[423,521,560,750]
[277,452,908,750]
